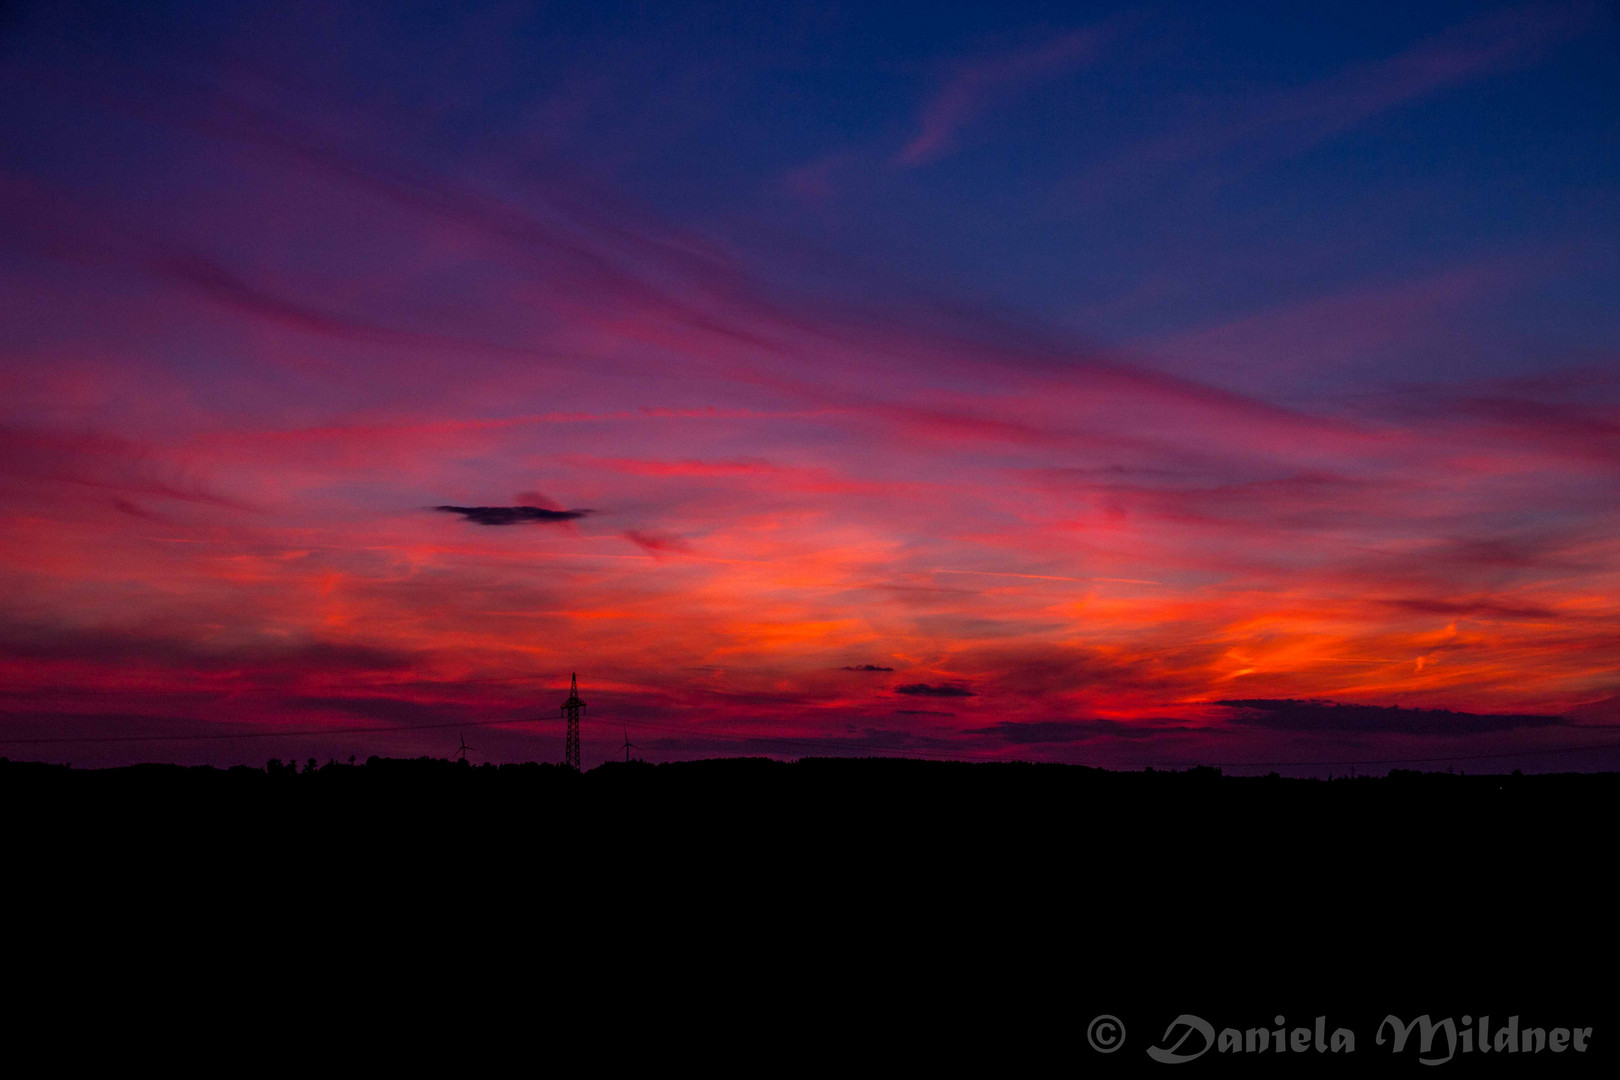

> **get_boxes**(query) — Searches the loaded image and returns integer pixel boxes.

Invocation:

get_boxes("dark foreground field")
[5,755,1613,1071]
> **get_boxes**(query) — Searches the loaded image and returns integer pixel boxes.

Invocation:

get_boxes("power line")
[0,715,555,746]
[583,713,1620,768]
[5,711,1620,769]
[0,710,980,763]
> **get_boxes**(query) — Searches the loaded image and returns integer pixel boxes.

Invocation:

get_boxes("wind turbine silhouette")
[454,733,475,762]
[619,724,637,764]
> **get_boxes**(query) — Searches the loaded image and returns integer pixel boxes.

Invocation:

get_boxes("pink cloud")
[621,529,693,557]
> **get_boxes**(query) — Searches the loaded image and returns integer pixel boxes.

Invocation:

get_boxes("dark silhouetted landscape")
[8,751,1613,1071]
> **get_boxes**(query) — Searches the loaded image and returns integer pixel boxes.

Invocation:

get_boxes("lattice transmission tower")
[560,672,586,770]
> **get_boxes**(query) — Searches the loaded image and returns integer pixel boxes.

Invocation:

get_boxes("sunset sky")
[2,1,1618,771]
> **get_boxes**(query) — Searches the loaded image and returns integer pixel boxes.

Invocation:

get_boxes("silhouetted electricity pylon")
[619,723,637,764]
[561,672,586,770]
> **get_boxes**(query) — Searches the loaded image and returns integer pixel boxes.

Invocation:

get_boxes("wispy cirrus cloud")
[898,25,1110,167]
[0,426,252,512]
[564,454,900,496]
[621,529,692,556]
[1137,264,1501,393]
[1066,3,1595,200]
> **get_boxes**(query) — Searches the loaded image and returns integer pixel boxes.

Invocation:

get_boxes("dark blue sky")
[8,0,1616,389]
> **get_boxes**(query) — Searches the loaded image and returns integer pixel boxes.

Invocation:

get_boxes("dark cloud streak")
[1217,699,1564,736]
[895,683,976,697]
[434,505,590,526]
[968,718,1194,744]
